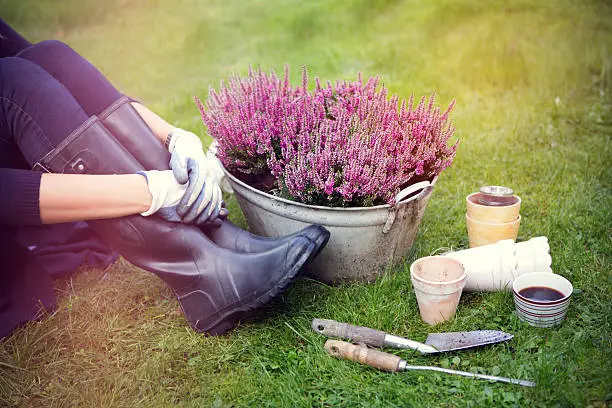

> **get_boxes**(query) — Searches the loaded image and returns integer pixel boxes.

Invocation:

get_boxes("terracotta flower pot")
[410,256,466,325]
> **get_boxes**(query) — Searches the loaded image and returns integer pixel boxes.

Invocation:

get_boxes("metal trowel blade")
[425,330,513,352]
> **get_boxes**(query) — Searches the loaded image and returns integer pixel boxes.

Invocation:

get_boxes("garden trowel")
[324,340,535,387]
[312,319,513,355]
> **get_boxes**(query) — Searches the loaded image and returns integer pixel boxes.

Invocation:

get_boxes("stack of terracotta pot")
[465,186,521,248]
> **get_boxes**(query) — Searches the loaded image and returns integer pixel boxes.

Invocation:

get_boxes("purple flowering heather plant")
[195,66,458,207]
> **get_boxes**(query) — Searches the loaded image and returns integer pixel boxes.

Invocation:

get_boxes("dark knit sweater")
[0,19,43,228]
[0,169,42,226]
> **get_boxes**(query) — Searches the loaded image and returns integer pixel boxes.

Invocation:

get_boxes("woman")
[0,19,329,338]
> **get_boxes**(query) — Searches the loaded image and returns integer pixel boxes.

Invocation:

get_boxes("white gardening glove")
[166,127,226,224]
[137,170,227,226]
[137,170,186,222]
[206,139,233,194]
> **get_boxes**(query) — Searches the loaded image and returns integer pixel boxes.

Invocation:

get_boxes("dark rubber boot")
[33,116,315,335]
[98,96,171,171]
[97,96,331,256]
[206,219,330,257]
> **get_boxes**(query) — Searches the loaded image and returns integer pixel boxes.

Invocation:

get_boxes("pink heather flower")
[195,66,458,207]
[324,171,335,196]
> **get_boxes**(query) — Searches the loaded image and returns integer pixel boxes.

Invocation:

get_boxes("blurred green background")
[0,0,611,406]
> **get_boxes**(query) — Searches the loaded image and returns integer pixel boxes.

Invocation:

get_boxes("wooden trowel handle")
[312,319,386,348]
[324,340,403,372]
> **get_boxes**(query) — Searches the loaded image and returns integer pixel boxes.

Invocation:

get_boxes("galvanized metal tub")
[224,169,437,283]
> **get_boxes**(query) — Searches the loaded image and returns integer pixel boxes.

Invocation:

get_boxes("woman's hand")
[138,169,226,226]
[128,103,228,225]
[137,170,186,221]
[166,127,226,224]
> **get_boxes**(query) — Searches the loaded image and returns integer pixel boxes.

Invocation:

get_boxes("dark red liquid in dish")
[518,286,565,302]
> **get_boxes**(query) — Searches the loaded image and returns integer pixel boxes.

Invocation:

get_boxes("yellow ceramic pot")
[466,192,521,223]
[466,213,521,248]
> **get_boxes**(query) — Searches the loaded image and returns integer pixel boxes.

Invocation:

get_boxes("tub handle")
[395,180,434,203]
[383,180,435,234]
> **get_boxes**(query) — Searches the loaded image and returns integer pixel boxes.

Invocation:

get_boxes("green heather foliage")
[1,0,611,407]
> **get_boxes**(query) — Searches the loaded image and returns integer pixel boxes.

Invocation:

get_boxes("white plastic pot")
[515,237,553,275]
[444,237,553,292]
[224,168,437,283]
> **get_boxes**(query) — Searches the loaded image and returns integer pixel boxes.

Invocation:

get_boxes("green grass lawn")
[1,0,611,406]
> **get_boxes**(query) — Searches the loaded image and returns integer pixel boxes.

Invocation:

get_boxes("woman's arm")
[39,173,152,224]
[131,102,174,144]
